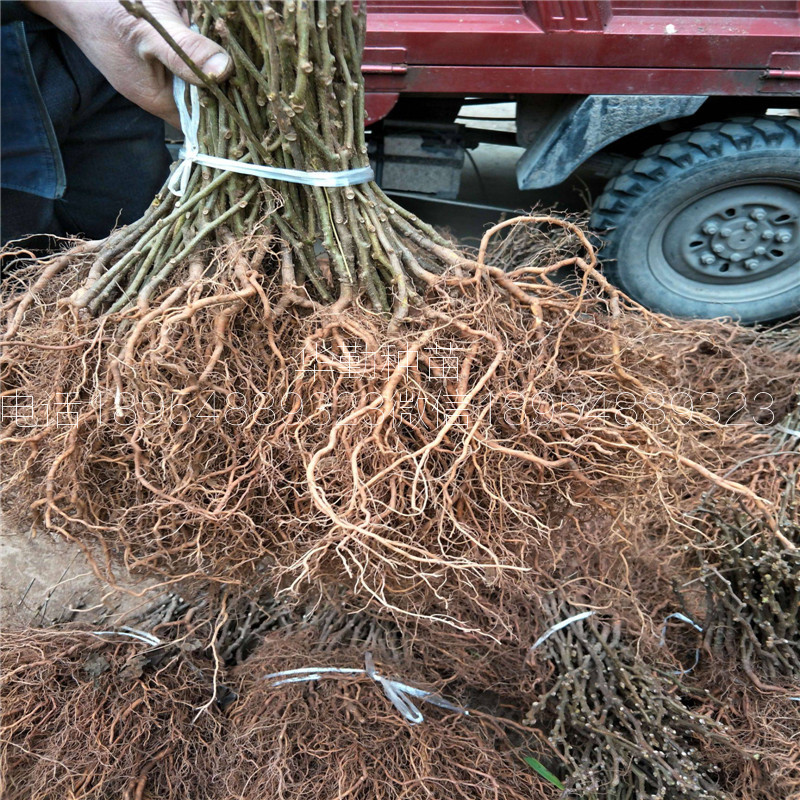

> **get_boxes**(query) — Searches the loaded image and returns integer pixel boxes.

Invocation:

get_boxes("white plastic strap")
[659,612,703,642]
[529,610,594,653]
[93,626,162,646]
[775,423,800,438]
[263,651,469,725]
[659,612,703,675]
[169,76,374,198]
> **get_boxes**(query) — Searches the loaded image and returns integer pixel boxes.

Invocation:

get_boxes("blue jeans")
[1,3,171,250]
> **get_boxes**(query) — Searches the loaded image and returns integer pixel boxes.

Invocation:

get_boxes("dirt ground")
[0,513,159,629]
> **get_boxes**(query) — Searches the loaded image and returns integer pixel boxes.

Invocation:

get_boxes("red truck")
[361,0,800,323]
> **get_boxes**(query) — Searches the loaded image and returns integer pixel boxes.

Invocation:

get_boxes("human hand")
[23,0,232,129]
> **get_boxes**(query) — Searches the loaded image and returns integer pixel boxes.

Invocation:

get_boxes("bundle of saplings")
[0,628,223,800]
[676,466,800,800]
[1,1,796,639]
[2,574,794,798]
[223,619,562,800]
[697,472,799,690]
[0,601,564,800]
[524,596,734,800]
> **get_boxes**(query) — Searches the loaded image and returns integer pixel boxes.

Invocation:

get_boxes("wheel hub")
[664,186,800,284]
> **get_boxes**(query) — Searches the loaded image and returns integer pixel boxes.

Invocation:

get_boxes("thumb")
[139,2,233,84]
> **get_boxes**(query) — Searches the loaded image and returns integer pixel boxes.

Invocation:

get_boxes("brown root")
[223,620,560,800]
[0,603,559,800]
[2,219,798,636]
[0,627,222,800]
[701,682,800,800]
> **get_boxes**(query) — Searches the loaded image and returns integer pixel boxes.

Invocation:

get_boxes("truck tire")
[590,117,800,323]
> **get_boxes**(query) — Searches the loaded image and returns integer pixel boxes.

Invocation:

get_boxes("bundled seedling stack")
[699,476,799,690]
[526,598,727,800]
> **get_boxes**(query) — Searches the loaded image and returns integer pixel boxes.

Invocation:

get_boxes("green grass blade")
[522,755,565,791]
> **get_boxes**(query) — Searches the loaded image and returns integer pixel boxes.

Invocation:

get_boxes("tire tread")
[590,115,800,321]
[593,116,800,233]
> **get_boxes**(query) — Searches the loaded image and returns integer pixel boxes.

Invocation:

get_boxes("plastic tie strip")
[659,612,704,675]
[529,610,595,654]
[93,626,162,646]
[169,75,374,198]
[775,423,800,438]
[263,651,469,725]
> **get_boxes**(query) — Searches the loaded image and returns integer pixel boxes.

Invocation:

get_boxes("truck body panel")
[362,0,800,123]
